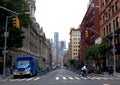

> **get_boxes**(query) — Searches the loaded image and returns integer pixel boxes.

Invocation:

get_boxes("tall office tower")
[60,40,66,52]
[54,32,59,64]
[50,39,56,64]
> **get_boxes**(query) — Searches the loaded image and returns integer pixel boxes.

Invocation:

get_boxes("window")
[105,0,108,5]
[103,15,105,23]
[113,20,115,29]
[105,12,108,21]
[112,5,114,14]
[106,25,108,35]
[108,9,111,18]
[115,1,118,11]
[116,17,119,28]
[109,23,111,33]
[103,28,105,36]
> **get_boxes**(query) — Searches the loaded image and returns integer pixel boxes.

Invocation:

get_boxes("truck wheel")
[28,72,32,78]
[14,75,17,78]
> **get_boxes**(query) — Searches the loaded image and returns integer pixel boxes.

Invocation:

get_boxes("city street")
[0,68,120,85]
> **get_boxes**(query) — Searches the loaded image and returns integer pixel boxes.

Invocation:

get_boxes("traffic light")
[85,30,88,38]
[13,16,20,28]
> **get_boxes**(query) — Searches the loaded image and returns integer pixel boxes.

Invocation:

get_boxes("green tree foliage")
[68,59,83,70]
[0,0,30,49]
[85,41,108,60]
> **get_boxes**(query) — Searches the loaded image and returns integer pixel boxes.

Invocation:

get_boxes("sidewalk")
[0,74,12,81]
[98,72,120,77]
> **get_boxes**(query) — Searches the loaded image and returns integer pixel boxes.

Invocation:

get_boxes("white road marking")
[56,77,59,80]
[26,78,33,81]
[115,78,119,80]
[94,77,101,80]
[81,77,87,80]
[75,77,80,80]
[63,77,67,80]
[69,77,73,80]
[102,77,108,80]
[103,84,110,85]
[18,79,26,81]
[34,77,40,81]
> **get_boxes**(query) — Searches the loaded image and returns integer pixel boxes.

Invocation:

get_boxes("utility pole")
[111,21,116,74]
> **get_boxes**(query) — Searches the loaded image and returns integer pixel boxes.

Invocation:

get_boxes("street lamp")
[111,22,116,74]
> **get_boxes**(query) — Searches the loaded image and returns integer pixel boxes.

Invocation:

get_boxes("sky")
[35,0,89,46]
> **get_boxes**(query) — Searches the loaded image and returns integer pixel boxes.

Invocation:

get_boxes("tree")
[0,0,30,50]
[68,59,83,70]
[85,41,108,60]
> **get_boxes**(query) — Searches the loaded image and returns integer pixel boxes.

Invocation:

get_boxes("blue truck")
[13,56,38,78]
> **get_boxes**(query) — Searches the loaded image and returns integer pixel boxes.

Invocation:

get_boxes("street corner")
[0,75,11,82]
[0,77,10,82]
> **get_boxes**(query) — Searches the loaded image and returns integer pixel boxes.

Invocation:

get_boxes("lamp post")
[111,22,116,74]
[3,16,8,77]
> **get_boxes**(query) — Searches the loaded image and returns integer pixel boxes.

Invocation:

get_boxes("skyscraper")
[54,32,59,64]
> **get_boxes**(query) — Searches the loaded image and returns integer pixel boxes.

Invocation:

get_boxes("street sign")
[4,32,9,37]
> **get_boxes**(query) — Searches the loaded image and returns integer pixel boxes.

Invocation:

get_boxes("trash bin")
[108,66,113,75]
[5,67,10,76]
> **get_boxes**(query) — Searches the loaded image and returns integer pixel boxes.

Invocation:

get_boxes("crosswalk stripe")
[34,77,40,81]
[63,77,67,80]
[17,79,26,81]
[102,77,108,80]
[115,78,119,80]
[81,77,87,80]
[69,77,73,80]
[56,77,59,80]
[26,78,33,81]
[5,76,120,82]
[75,77,80,80]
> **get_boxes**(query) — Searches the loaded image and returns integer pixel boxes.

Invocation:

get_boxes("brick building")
[78,0,100,62]
[99,0,120,72]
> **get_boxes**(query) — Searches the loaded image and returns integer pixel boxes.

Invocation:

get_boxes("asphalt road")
[0,68,120,85]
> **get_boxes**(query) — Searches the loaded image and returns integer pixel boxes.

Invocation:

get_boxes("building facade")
[99,0,120,72]
[8,0,52,70]
[78,0,100,61]
[54,32,59,64]
[70,28,80,60]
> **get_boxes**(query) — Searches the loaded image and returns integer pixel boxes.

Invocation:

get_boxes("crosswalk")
[55,76,120,81]
[1,76,120,82]
[8,77,40,82]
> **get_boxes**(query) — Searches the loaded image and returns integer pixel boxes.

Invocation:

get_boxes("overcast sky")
[35,0,89,46]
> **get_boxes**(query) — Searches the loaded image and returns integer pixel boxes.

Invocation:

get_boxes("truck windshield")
[17,61,30,66]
